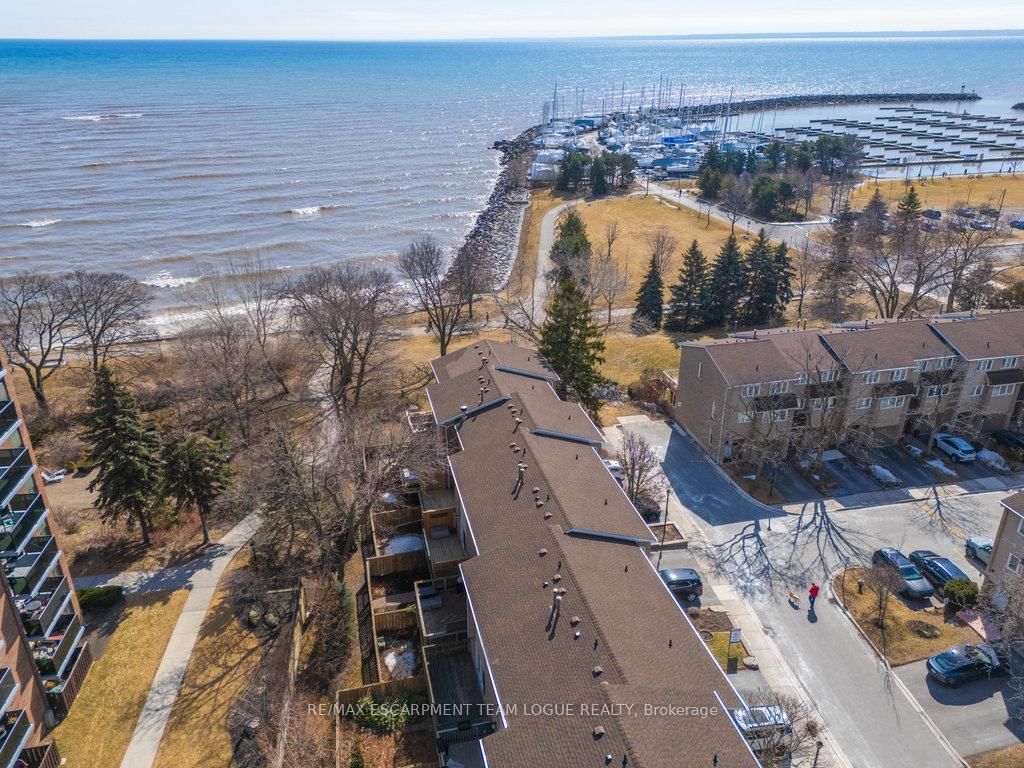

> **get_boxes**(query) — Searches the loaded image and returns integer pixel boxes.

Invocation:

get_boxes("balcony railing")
[0,710,30,768]
[0,494,47,558]
[20,576,70,639]
[35,613,83,679]
[7,536,59,598]
[0,450,33,510]
[0,402,19,445]
[0,669,15,715]
[17,742,61,768]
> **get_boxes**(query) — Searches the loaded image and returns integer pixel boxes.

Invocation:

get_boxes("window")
[825,396,837,408]
[856,398,872,410]
[1004,356,1020,369]
[812,398,823,411]
[768,381,788,395]
[992,384,1015,397]
[820,369,838,383]
[737,412,752,424]
[926,384,952,398]
[796,372,808,385]
[863,372,881,384]
[761,410,786,424]
[977,359,994,372]
[880,396,906,410]
[917,360,929,372]
[970,385,983,397]
[697,362,703,380]
[889,368,908,382]
[935,357,953,370]
[742,384,760,398]
[1003,552,1019,577]
[795,397,805,409]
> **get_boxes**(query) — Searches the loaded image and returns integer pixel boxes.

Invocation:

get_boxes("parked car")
[1010,218,1024,230]
[970,218,994,231]
[927,643,1008,687]
[933,433,977,462]
[990,430,1024,452]
[872,547,935,599]
[41,469,67,485]
[728,706,794,757]
[965,536,993,565]
[603,458,625,481]
[956,206,977,218]
[908,550,971,595]
[979,206,1001,219]
[658,568,703,602]
[922,208,942,220]
[922,221,940,232]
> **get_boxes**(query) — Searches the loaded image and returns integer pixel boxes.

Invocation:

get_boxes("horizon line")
[4,28,1024,44]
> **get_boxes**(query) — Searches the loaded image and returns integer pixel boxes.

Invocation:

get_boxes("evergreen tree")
[697,166,722,200]
[665,240,707,332]
[549,210,592,274]
[632,254,665,331]
[538,275,606,414]
[813,203,857,322]
[162,431,233,545]
[771,241,794,322]
[84,366,162,545]
[703,235,747,329]
[590,154,609,196]
[742,230,778,325]
[555,153,591,191]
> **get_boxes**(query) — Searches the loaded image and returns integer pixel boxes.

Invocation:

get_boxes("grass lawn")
[153,550,270,768]
[970,742,1024,768]
[707,632,748,671]
[52,590,188,768]
[833,568,978,666]
[846,174,1024,214]
[600,330,690,386]
[573,194,740,305]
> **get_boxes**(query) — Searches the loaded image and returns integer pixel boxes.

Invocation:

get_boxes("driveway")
[769,463,822,504]
[823,456,883,496]
[896,660,1024,758]
[879,446,938,487]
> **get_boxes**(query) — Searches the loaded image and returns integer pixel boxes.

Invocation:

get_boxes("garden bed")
[649,522,687,550]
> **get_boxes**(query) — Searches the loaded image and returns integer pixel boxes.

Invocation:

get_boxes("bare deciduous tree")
[604,220,620,261]
[398,236,468,356]
[864,563,901,641]
[645,228,678,274]
[617,431,663,505]
[287,263,399,415]
[741,686,827,768]
[790,241,819,320]
[941,205,1018,312]
[0,273,81,411]
[721,174,751,233]
[229,255,290,394]
[65,270,151,371]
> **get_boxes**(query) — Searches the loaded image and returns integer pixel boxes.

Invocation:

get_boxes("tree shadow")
[909,486,990,541]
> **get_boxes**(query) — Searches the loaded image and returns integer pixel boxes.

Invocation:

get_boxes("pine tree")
[538,275,606,414]
[162,432,232,545]
[703,235,747,329]
[813,203,857,322]
[665,240,707,332]
[742,230,778,325]
[590,155,609,196]
[550,209,592,274]
[84,366,163,545]
[771,241,794,323]
[632,254,664,331]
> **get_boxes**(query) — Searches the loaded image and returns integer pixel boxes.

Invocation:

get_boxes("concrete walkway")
[117,512,262,768]
[532,197,580,324]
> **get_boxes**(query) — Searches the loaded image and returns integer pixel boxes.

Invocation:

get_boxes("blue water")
[1,36,1023,310]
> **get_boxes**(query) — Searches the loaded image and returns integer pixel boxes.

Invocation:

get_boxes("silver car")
[965,536,993,566]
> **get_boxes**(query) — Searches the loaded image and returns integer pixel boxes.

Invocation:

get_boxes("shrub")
[77,585,124,610]
[350,734,365,768]
[943,579,979,611]
[353,694,412,733]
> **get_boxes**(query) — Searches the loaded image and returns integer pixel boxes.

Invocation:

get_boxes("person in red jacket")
[808,583,820,609]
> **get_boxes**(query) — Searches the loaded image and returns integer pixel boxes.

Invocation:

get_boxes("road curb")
[826,576,972,768]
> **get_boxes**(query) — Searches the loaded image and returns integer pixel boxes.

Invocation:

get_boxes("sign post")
[728,627,741,663]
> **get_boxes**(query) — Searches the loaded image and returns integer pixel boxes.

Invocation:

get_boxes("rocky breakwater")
[451,126,543,287]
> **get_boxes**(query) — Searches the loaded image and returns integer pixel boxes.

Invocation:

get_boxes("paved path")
[611,415,980,768]
[532,197,581,324]
[116,513,262,768]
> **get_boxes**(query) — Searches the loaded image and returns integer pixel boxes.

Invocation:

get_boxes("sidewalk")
[118,512,262,768]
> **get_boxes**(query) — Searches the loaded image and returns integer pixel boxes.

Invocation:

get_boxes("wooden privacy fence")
[367,550,427,578]
[373,507,421,530]
[335,674,427,708]
[375,607,418,632]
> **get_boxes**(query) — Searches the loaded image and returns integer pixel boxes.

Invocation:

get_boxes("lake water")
[2,36,1023,313]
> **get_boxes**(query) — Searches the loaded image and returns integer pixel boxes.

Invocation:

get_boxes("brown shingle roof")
[431,347,757,768]
[1002,491,1024,519]
[823,319,948,371]
[431,339,558,383]
[930,311,1024,361]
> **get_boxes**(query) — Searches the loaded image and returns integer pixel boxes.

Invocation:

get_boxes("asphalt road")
[620,417,1012,768]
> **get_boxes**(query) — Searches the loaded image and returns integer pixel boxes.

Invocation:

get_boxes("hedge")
[77,585,124,610]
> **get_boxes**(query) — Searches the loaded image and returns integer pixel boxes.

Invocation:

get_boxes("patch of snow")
[926,458,957,477]
[383,645,417,678]
[978,449,1009,473]
[869,465,900,485]
[907,445,923,458]
[382,533,424,555]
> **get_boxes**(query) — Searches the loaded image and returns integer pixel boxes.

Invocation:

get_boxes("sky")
[7,0,1024,40]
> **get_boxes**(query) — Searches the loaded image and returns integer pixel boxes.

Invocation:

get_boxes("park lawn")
[846,173,1024,213]
[573,194,740,305]
[833,569,978,666]
[52,590,189,768]
[970,743,1024,768]
[152,550,269,768]
[600,330,682,386]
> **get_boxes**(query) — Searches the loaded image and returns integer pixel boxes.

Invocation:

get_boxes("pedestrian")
[808,582,820,609]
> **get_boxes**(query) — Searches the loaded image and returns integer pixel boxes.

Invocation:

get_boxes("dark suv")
[871,548,935,599]
[908,550,971,596]
[659,568,703,602]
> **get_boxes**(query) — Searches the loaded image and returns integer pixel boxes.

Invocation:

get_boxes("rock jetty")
[640,91,981,119]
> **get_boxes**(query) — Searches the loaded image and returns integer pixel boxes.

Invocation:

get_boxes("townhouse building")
[673,310,1024,465]
[414,340,761,768]
[0,350,93,768]
[983,491,1024,660]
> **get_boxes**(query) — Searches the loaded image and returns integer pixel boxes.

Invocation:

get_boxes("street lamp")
[656,489,671,569]
[813,740,824,767]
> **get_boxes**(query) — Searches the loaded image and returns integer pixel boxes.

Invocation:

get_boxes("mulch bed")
[691,609,733,633]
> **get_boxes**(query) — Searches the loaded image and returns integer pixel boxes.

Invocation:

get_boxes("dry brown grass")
[970,742,1024,768]
[153,550,270,768]
[573,194,740,305]
[846,174,1024,213]
[834,569,978,666]
[600,330,684,386]
[52,590,189,768]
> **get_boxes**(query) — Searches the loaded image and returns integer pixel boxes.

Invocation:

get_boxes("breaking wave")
[18,218,61,228]
[141,270,201,289]
[62,113,143,122]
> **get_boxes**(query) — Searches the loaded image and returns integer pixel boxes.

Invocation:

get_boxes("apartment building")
[0,351,92,768]
[674,310,1024,465]
[415,340,760,768]
[983,492,1024,658]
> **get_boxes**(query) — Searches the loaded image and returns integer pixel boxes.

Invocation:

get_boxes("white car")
[933,433,977,462]
[729,706,794,757]
[41,469,68,485]
[603,459,624,481]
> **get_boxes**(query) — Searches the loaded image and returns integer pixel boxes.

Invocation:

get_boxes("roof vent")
[592,665,604,676]
[570,615,580,626]
[538,548,548,557]
[592,726,606,739]
[536,500,544,508]
[574,630,582,639]
[605,755,613,765]
[543,511,552,520]
[543,580,549,588]
[532,487,541,494]
[552,574,562,583]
